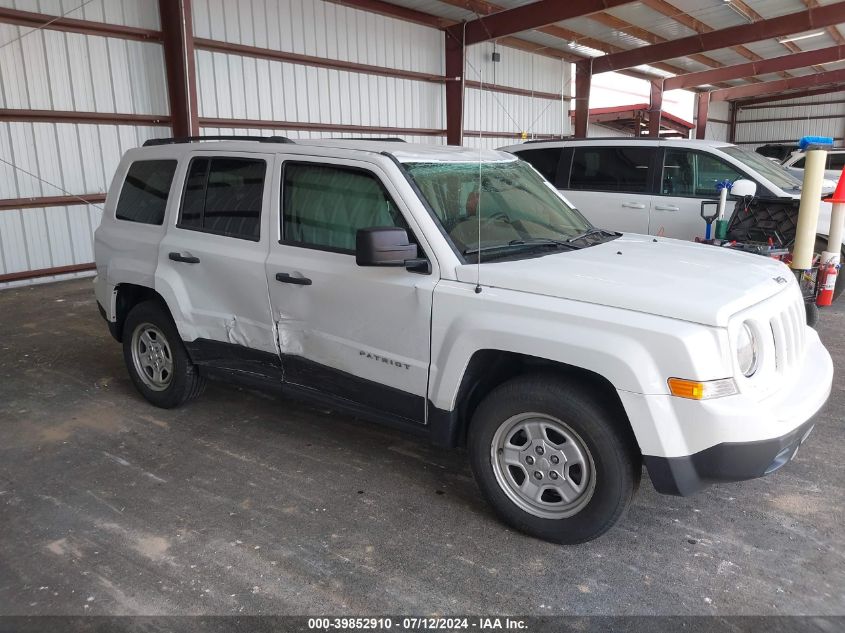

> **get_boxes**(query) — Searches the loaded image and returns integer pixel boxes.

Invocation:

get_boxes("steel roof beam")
[665,45,845,91]
[591,1,845,74]
[736,86,845,107]
[453,0,638,46]
[709,68,845,102]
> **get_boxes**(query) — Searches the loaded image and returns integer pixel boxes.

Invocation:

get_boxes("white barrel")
[823,201,844,265]
[792,149,827,270]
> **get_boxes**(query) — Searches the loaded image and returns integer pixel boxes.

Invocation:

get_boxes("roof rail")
[143,135,295,146]
[326,137,406,142]
[522,137,574,144]
[515,137,706,145]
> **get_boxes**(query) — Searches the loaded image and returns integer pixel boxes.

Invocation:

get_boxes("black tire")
[805,301,820,329]
[468,374,640,544]
[122,300,205,408]
[815,237,845,303]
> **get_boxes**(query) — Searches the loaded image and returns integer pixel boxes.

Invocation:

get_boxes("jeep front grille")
[770,297,807,374]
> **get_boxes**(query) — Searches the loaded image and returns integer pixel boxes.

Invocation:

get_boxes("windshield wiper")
[463,239,578,256]
[566,228,615,244]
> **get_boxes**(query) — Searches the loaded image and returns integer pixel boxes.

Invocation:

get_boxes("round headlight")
[735,322,759,377]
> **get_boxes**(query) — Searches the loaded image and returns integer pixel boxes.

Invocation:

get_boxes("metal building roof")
[379,0,845,99]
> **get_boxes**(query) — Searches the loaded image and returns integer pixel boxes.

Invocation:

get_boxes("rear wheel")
[468,374,640,544]
[122,300,205,408]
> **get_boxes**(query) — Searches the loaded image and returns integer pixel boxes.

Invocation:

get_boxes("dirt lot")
[1,278,843,615]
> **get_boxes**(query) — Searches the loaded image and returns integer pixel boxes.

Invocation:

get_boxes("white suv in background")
[95,137,832,544]
[502,138,843,257]
[782,148,845,183]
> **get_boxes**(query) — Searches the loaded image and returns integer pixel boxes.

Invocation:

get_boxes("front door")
[655,148,743,240]
[265,158,435,424]
[157,152,277,360]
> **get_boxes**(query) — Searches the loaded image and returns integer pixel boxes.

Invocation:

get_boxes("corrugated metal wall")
[735,91,845,151]
[462,42,569,149]
[193,0,446,141]
[192,1,569,148]
[0,0,160,28]
[0,0,571,286]
[587,123,633,138]
[704,101,730,143]
[0,0,170,287]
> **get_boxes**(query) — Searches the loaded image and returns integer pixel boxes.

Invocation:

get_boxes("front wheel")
[468,375,640,544]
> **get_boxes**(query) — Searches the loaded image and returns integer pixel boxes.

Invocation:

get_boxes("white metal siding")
[705,101,730,143]
[195,49,445,131]
[192,0,443,76]
[463,87,567,139]
[465,42,567,94]
[588,122,633,138]
[0,123,169,284]
[464,42,570,139]
[0,0,161,29]
[0,26,168,114]
[735,91,845,149]
[0,123,168,199]
[0,1,169,287]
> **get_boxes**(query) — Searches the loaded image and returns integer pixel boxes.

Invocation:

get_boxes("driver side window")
[282,163,410,253]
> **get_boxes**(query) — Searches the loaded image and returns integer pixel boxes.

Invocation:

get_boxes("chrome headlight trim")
[736,321,759,378]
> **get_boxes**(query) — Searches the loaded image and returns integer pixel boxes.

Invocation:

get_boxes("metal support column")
[574,59,592,139]
[159,0,198,137]
[445,28,465,146]
[648,79,663,137]
[695,92,710,140]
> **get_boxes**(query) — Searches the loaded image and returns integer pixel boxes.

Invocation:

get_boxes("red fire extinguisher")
[816,261,839,307]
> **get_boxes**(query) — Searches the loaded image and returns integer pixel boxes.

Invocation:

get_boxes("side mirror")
[356,227,418,267]
[730,179,757,198]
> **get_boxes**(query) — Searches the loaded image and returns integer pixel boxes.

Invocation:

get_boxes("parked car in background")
[782,149,845,183]
[501,138,844,260]
[756,143,797,162]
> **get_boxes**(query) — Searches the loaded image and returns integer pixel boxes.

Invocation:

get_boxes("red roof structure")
[571,104,695,138]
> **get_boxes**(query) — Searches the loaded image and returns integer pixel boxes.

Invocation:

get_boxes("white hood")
[456,235,794,327]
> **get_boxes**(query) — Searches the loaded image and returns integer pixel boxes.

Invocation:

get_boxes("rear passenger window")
[115,160,177,225]
[514,148,563,184]
[178,157,266,241]
[569,147,654,193]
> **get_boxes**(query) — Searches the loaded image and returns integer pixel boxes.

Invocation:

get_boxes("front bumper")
[644,416,817,495]
[618,327,833,496]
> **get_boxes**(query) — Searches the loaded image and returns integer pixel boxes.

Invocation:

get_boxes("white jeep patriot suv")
[95,136,833,543]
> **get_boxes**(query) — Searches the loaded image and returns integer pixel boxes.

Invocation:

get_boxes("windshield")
[721,145,802,191]
[404,160,601,260]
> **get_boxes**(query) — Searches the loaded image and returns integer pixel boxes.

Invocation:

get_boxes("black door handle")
[169,252,200,264]
[275,272,312,286]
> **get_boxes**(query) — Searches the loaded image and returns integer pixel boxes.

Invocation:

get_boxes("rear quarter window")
[115,160,177,225]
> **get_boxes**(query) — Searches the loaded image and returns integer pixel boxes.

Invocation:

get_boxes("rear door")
[157,152,278,362]
[655,147,743,240]
[563,144,656,234]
